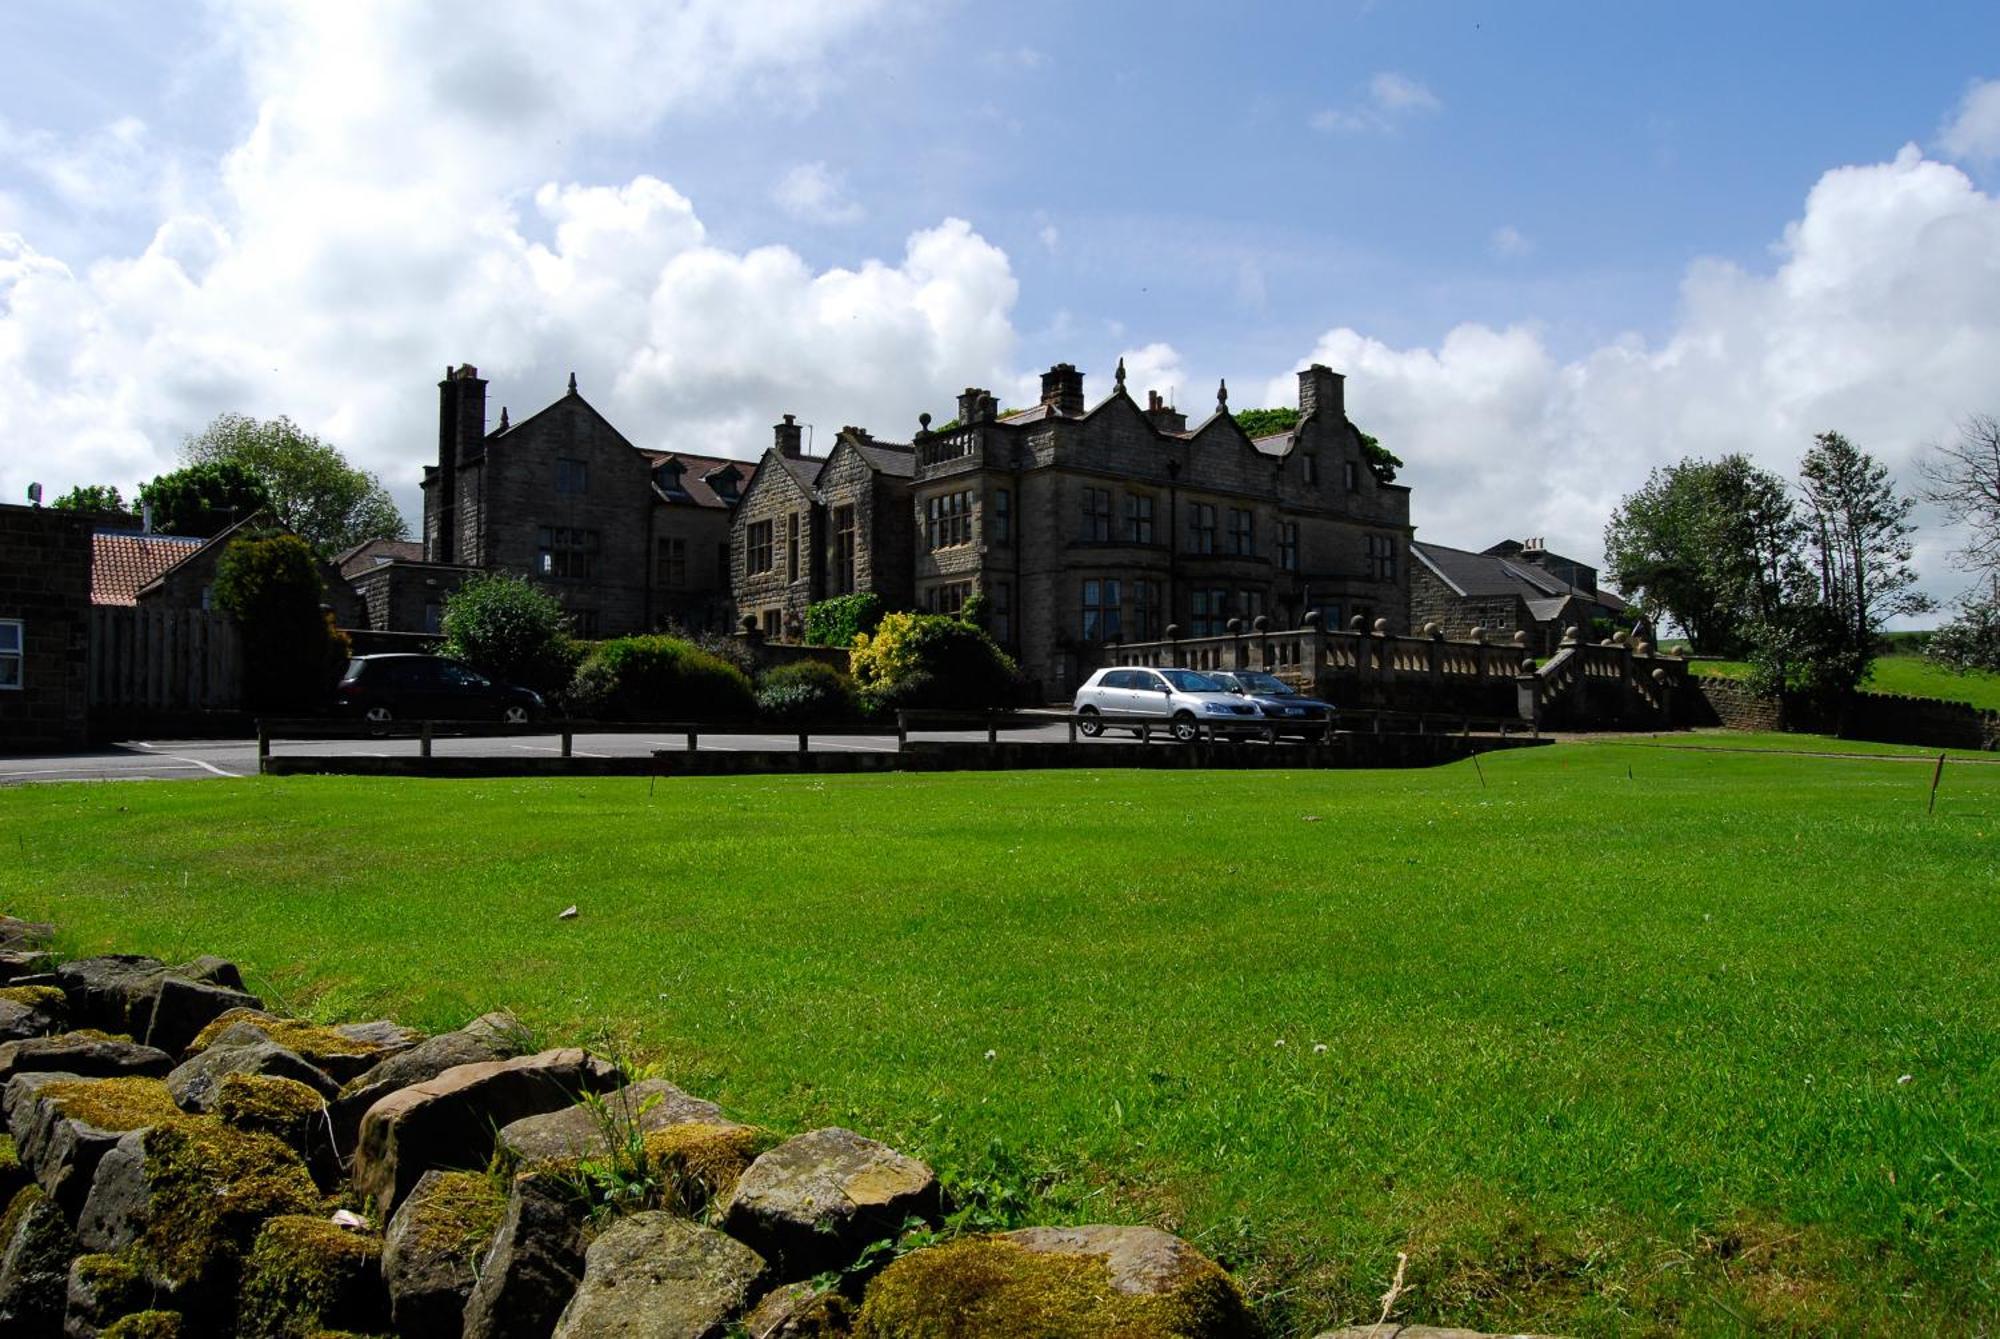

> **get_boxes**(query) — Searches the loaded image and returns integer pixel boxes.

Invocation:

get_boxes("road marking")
[510,744,610,758]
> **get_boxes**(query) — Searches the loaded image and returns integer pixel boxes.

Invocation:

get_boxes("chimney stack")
[434,364,487,565]
[1297,364,1345,422]
[956,388,998,425]
[1039,363,1085,416]
[1144,389,1187,434]
[774,413,804,458]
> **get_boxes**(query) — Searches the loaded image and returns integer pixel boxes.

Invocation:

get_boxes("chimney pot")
[1039,363,1085,416]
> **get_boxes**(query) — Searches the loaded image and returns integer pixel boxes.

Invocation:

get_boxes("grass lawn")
[1690,652,2000,712]
[3,747,1997,1336]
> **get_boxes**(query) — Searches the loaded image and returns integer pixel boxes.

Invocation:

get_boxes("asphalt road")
[0,723,1143,784]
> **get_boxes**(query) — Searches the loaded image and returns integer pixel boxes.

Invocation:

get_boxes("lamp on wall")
[26,483,42,506]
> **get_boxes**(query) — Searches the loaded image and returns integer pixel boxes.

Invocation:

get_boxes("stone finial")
[1252,614,1270,633]
[1652,667,1668,685]
[1349,615,1367,632]
[918,412,932,433]
[1114,356,1126,392]
[1423,622,1442,639]
[1225,617,1244,636]
[567,372,578,395]
[1216,378,1229,411]
[1164,623,1181,641]
[1372,617,1389,634]
[1301,610,1322,630]
[1469,626,1486,643]
[1561,624,1579,644]
[497,407,510,431]
[1512,630,1529,646]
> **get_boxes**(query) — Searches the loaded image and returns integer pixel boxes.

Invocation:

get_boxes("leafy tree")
[1603,455,1796,655]
[212,532,350,711]
[849,611,1023,710]
[50,484,126,514]
[136,460,271,536]
[1796,431,1931,652]
[181,413,405,556]
[438,572,580,695]
[1920,413,2000,579]
[1925,592,2000,673]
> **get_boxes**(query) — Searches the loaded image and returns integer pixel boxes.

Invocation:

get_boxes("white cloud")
[772,162,865,225]
[1939,78,2000,164]
[1038,223,1060,253]
[1490,225,1532,258]
[1265,143,2000,603]
[1311,70,1441,134]
[1116,342,1187,408]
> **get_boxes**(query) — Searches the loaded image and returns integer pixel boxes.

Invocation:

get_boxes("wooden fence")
[87,607,242,710]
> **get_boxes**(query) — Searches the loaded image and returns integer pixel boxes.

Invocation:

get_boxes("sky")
[4,1,2000,608]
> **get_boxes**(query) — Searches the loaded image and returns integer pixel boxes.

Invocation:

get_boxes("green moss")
[62,1027,134,1043]
[638,1121,779,1207]
[0,984,65,1010]
[854,1237,1250,1339]
[72,1248,147,1294]
[41,1077,180,1131]
[0,1182,45,1246]
[0,1133,23,1203]
[189,1010,382,1065]
[237,1215,387,1339]
[101,1312,183,1339]
[134,1117,320,1292]
[400,1170,505,1270]
[217,1073,327,1140]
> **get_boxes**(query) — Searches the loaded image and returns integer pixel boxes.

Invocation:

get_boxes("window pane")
[0,623,19,653]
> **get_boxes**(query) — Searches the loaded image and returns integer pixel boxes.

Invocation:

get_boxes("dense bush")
[568,635,755,720]
[439,573,581,695]
[850,612,1023,711]
[756,659,861,724]
[212,532,350,711]
[658,620,759,680]
[1925,595,2000,673]
[804,593,885,648]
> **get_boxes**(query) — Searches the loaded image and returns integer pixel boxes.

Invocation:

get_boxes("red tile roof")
[90,532,204,606]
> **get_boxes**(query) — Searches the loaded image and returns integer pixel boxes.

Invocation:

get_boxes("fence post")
[257,721,270,772]
[1067,714,1077,745]
[798,731,809,755]
[560,729,572,759]
[687,728,698,752]
[987,709,999,746]
[420,721,433,758]
[896,712,908,752]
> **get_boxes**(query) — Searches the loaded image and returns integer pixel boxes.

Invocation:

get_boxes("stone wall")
[0,505,91,751]
[1689,675,2000,750]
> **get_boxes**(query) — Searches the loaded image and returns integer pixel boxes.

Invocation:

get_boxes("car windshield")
[1159,669,1224,692]
[1237,672,1295,695]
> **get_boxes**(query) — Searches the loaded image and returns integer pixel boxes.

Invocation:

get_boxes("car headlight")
[1202,701,1231,714]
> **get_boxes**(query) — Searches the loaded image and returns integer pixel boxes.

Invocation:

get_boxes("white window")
[0,620,20,689]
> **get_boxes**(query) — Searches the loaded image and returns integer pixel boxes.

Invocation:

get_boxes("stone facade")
[410,366,742,637]
[134,512,366,628]
[893,362,1413,697]
[0,504,92,751]
[1410,538,1630,657]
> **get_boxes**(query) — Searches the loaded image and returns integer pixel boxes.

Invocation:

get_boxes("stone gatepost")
[1226,618,1245,670]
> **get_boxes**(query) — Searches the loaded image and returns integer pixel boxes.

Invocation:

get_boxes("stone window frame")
[1227,507,1255,556]
[929,580,973,616]
[1239,589,1265,621]
[746,520,775,575]
[1081,486,1112,542]
[0,618,20,689]
[556,457,589,494]
[1132,578,1162,641]
[1302,453,1319,485]
[1344,460,1360,492]
[1123,492,1155,544]
[655,536,688,589]
[1188,503,1217,555]
[832,505,858,596]
[989,579,1013,644]
[1189,586,1229,637]
[1080,577,1122,642]
[992,488,1012,544]
[535,526,599,580]
[925,490,973,550]
[786,513,801,583]
[1367,533,1398,582]
[1278,521,1300,572]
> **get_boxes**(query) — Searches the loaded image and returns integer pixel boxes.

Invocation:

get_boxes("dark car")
[333,654,544,723]
[1206,670,1335,740]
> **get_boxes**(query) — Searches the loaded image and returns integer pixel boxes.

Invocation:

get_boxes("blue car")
[1206,670,1335,740]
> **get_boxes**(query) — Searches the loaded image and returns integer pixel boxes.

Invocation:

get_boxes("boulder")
[0,1135,24,1205]
[721,1128,938,1278]
[0,1184,76,1336]
[381,1169,507,1337]
[0,1035,172,1085]
[0,987,68,1042]
[53,958,260,1055]
[98,1314,182,1338]
[551,1211,769,1339]
[855,1225,1251,1338]
[331,1018,423,1057]
[353,1048,620,1217]
[212,1074,339,1190]
[0,950,55,984]
[0,917,55,949]
[164,1028,337,1113]
[74,1117,318,1312]
[235,1214,390,1339]
[5,1075,180,1216]
[460,1171,592,1339]
[184,1010,394,1085]
[64,1252,151,1339]
[172,957,244,992]
[495,1079,732,1165]
[328,1010,530,1155]
[738,1280,854,1338]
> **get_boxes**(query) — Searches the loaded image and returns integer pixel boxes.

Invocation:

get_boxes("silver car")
[1072,666,1263,742]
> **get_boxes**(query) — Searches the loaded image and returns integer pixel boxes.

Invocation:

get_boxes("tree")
[181,413,406,556]
[136,460,271,537]
[1925,592,2000,673]
[1920,414,2000,580]
[1603,455,1796,655]
[1796,431,1931,652]
[212,532,350,711]
[50,484,126,514]
[438,573,581,695]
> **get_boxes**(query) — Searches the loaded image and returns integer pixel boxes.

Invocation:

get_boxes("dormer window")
[656,461,689,496]
[707,466,742,501]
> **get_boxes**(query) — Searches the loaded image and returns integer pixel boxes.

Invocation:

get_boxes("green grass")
[1689,653,2000,711]
[3,750,1998,1336]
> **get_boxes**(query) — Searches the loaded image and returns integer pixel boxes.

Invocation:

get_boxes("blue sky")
[4,2,2000,599]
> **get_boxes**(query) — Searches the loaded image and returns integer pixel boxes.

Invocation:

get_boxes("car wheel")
[1076,707,1103,737]
[502,705,530,725]
[364,706,393,723]
[1171,712,1200,743]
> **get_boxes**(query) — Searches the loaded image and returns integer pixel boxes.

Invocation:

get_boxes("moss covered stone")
[217,1073,327,1135]
[0,1138,26,1209]
[855,1230,1252,1339]
[40,1076,182,1131]
[0,985,66,1010]
[68,1250,152,1332]
[190,1010,383,1070]
[381,1169,509,1336]
[101,1310,183,1338]
[237,1215,390,1339]
[639,1120,779,1210]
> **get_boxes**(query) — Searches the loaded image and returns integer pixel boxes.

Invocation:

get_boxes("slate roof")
[1412,540,1629,616]
[90,532,204,606]
[849,440,915,478]
[334,537,424,577]
[639,450,753,508]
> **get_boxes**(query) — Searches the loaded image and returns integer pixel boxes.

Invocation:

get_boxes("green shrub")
[212,532,349,711]
[1925,596,2000,673]
[756,660,860,725]
[569,635,755,720]
[851,612,1022,711]
[439,573,582,695]
[804,593,885,648]
[658,620,759,679]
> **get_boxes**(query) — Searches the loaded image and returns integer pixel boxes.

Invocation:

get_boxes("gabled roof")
[334,537,423,577]
[640,450,753,508]
[848,439,915,478]
[132,511,274,600]
[90,532,204,606]
[1412,540,1629,615]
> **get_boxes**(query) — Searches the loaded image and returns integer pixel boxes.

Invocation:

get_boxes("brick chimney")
[774,413,804,458]
[1297,364,1344,422]
[433,364,487,564]
[1039,363,1085,416]
[956,388,997,425]
[1145,389,1187,434]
